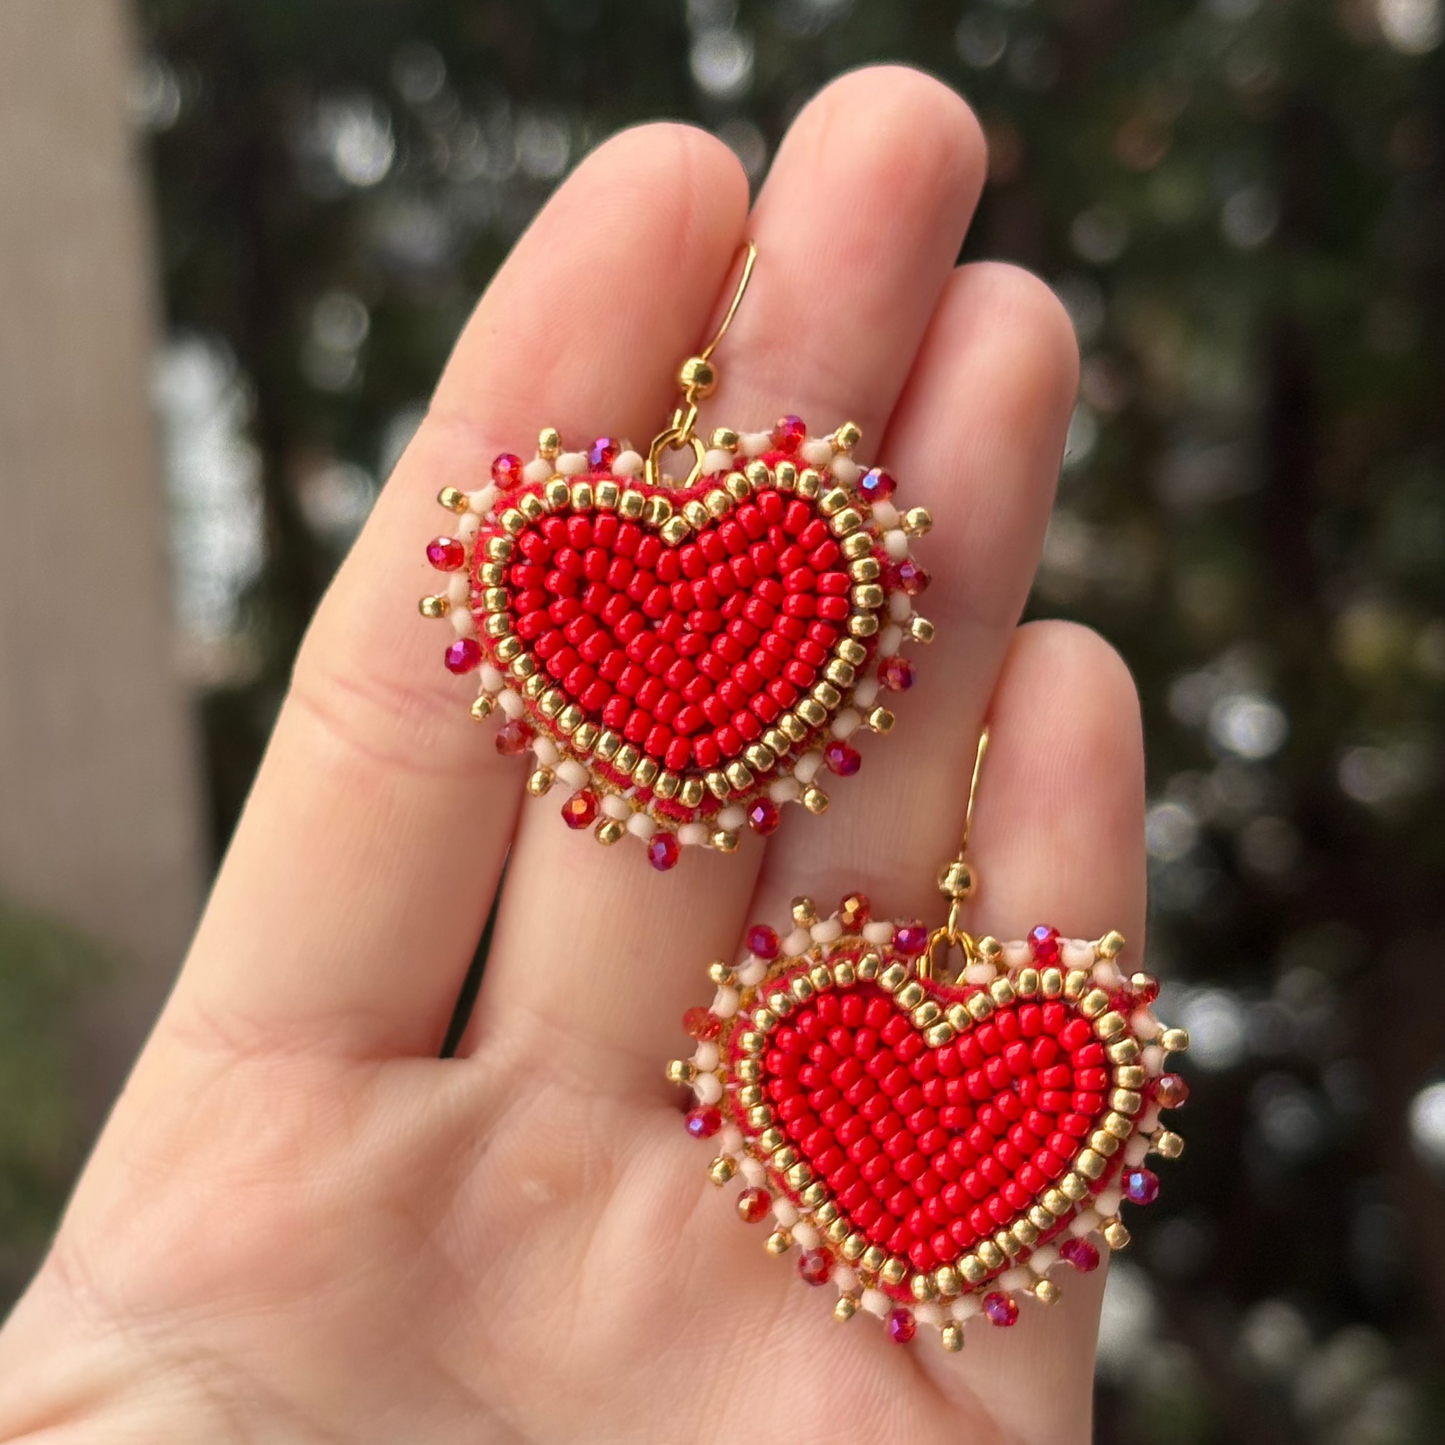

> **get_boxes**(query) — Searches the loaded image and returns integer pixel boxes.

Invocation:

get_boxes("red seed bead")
[427,536,466,571]
[648,831,681,871]
[878,656,915,692]
[1060,1237,1100,1273]
[747,798,781,835]
[886,1308,916,1344]
[771,414,806,452]
[983,1292,1019,1327]
[894,922,929,955]
[747,924,780,961]
[587,436,620,471]
[561,789,599,829]
[491,452,524,490]
[684,1105,721,1139]
[1123,1167,1160,1205]
[737,1187,771,1223]
[1028,925,1061,967]
[858,467,896,503]
[797,1248,833,1286]
[444,637,481,674]
[1153,1073,1191,1109]
[887,558,930,595]
[683,1006,721,1041]
[824,739,861,776]
[494,719,533,756]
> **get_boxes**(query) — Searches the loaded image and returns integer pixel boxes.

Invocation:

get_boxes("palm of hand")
[0,67,1140,1445]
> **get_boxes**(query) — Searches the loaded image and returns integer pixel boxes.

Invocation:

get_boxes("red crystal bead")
[887,558,930,595]
[444,637,481,674]
[824,739,861,776]
[1028,925,1061,966]
[747,798,781,835]
[648,831,680,871]
[684,1105,721,1139]
[771,414,806,452]
[737,1187,771,1223]
[683,1006,721,1041]
[1153,1073,1190,1109]
[561,789,599,829]
[838,892,871,931]
[1060,1237,1100,1273]
[1123,1167,1160,1205]
[797,1248,833,1286]
[1131,973,1160,1006]
[983,1292,1018,1327]
[878,656,915,692]
[588,436,620,471]
[894,921,929,955]
[491,452,524,490]
[427,536,466,571]
[494,719,533,756]
[858,467,896,503]
[886,1308,916,1343]
[747,924,780,961]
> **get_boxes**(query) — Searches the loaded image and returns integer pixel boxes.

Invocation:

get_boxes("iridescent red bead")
[444,638,481,674]
[648,831,680,871]
[886,1308,916,1343]
[683,1006,721,1041]
[1060,1237,1100,1272]
[1123,1167,1160,1205]
[587,436,620,470]
[771,414,806,451]
[1028,925,1061,966]
[561,789,599,829]
[737,1188,771,1223]
[494,719,533,755]
[797,1248,832,1286]
[747,798,780,835]
[887,558,930,595]
[1153,1072,1190,1109]
[824,739,861,776]
[491,452,524,490]
[746,924,780,961]
[894,922,929,955]
[427,536,465,571]
[858,467,896,503]
[878,656,915,692]
[983,1292,1018,1327]
[684,1105,721,1139]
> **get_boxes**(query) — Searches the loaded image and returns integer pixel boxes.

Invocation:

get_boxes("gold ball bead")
[437,486,468,513]
[469,695,496,721]
[418,594,450,619]
[711,829,740,855]
[1097,929,1126,959]
[538,427,561,459]
[791,895,819,928]
[833,420,862,452]
[1102,1219,1132,1252]
[595,819,626,846]
[801,784,830,815]
[902,506,933,535]
[709,426,740,450]
[937,859,975,899]
[1161,1028,1191,1053]
[764,1229,792,1256]
[1153,1130,1186,1160]
[664,1059,695,1086]
[833,1296,859,1323]
[706,960,734,986]
[526,767,555,797]
[941,1321,965,1352]
[707,1156,736,1186]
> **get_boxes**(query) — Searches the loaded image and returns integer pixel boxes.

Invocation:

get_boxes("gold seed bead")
[595,479,619,510]
[538,427,561,459]
[680,778,705,809]
[1076,1149,1106,1180]
[418,594,450,618]
[1115,1065,1147,1090]
[735,1059,761,1083]
[1029,1206,1054,1232]
[990,977,1017,1008]
[437,486,468,513]
[833,1296,859,1324]
[595,819,625,847]
[941,1321,965,1352]
[1064,969,1090,999]
[1096,1011,1128,1041]
[1041,966,1064,998]
[1043,1190,1071,1217]
[710,426,739,450]
[745,459,771,489]
[544,479,570,509]
[824,1217,850,1246]
[1090,1130,1120,1158]
[1103,1220,1132,1252]
[976,1241,1005,1270]
[470,695,496,721]
[764,1230,792,1256]
[1016,967,1040,997]
[910,1273,937,1303]
[834,960,857,986]
[1060,1173,1090,1202]
[965,993,994,1022]
[712,829,740,855]
[934,1265,961,1298]
[867,707,896,734]
[619,490,645,519]
[907,615,936,644]
[707,959,733,986]
[664,1059,695,1085]
[1162,1028,1191,1053]
[1108,1037,1141,1065]
[897,981,926,1010]
[1034,1279,1061,1306]
[526,767,555,797]
[708,1156,736,1186]
[1097,930,1126,959]
[841,1232,867,1262]
[1152,1130,1186,1160]
[924,1023,955,1047]
[834,421,862,451]
[881,1257,908,1287]
[1080,988,1110,1018]
[860,1244,887,1274]
[902,506,932,535]
[802,784,830,814]
[841,531,873,560]
[757,1128,785,1153]
[1111,1089,1143,1115]
[961,1254,989,1284]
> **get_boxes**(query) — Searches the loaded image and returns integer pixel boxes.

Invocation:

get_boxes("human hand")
[0,66,1140,1445]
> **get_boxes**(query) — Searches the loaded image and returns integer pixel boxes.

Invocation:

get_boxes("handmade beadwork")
[671,896,1188,1349]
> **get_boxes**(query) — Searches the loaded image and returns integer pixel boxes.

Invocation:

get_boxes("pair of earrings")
[418,246,1188,1350]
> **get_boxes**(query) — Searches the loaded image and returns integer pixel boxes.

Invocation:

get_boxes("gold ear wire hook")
[921,727,991,981]
[646,241,758,490]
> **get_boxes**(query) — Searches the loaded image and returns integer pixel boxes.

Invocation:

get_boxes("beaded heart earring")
[418,245,934,869]
[670,730,1190,1350]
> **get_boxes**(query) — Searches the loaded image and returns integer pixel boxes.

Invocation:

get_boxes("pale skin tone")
[0,68,1146,1444]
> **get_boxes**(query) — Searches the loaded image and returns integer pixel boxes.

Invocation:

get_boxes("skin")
[0,67,1145,1445]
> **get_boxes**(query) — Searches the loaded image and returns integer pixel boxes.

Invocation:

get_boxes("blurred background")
[2,0,1443,1439]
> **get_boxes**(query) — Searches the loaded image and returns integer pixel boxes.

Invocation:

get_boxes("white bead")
[794,751,823,783]
[963,961,995,986]
[740,431,770,458]
[678,822,709,847]
[1142,1044,1166,1076]
[1002,941,1030,968]
[712,986,739,1018]
[915,1303,944,1327]
[456,513,482,542]
[702,448,734,474]
[783,928,811,957]
[831,1263,859,1292]
[1029,1245,1060,1275]
[951,1294,981,1322]
[1091,960,1124,990]
[468,483,497,515]
[533,737,559,767]
[450,609,476,638]
[720,1124,743,1153]
[1070,1208,1100,1237]
[860,1288,890,1319]
[792,1221,819,1249]
[878,624,903,658]
[718,804,746,830]
[829,456,861,485]
[498,690,524,719]
[739,1155,766,1185]
[1001,1266,1032,1292]
[769,776,802,803]
[801,438,833,466]
[736,958,767,987]
[884,528,910,561]
[771,1198,798,1227]
[601,794,629,821]
[1062,939,1095,970]
[1096,1187,1123,1216]
[830,708,861,738]
[554,759,587,789]
[613,449,644,477]
[556,451,587,475]
[811,918,843,945]
[693,1041,720,1071]
[480,663,505,691]
[863,921,894,945]
[1138,1104,1161,1133]
[693,1073,722,1105]
[625,813,657,840]
[1123,1135,1149,1166]
[853,677,879,709]
[522,457,552,483]
[1132,1009,1161,1040]
[447,572,471,605]
[872,500,900,530]
[888,591,911,623]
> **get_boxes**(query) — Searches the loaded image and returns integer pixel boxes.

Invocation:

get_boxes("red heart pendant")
[421,422,932,866]
[675,900,1189,1349]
